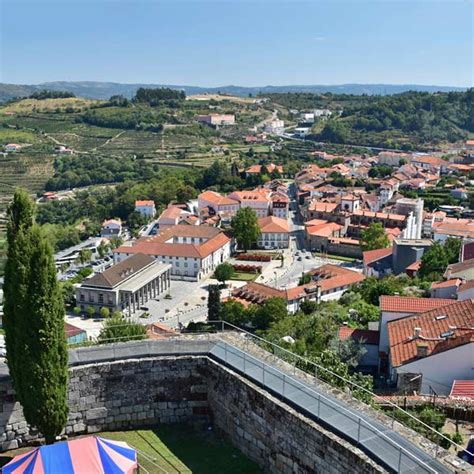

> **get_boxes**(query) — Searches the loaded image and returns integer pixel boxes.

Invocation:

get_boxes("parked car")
[458,437,474,464]
[305,255,311,259]
[140,306,149,311]
[297,256,302,261]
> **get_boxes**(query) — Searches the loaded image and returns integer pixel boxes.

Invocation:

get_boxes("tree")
[253,297,288,330]
[207,285,221,321]
[4,190,68,444]
[73,306,81,315]
[87,306,96,318]
[98,313,146,344]
[220,300,247,327]
[20,226,69,443]
[100,307,110,318]
[418,241,449,280]
[231,207,261,251]
[97,240,110,258]
[77,248,92,265]
[4,189,35,410]
[214,262,234,286]
[109,236,124,249]
[360,222,390,251]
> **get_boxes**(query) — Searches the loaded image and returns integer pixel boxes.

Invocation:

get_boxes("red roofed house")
[257,216,290,249]
[135,200,156,218]
[198,191,240,217]
[338,326,380,368]
[430,279,462,299]
[305,221,343,252]
[387,299,474,395]
[285,265,365,313]
[362,247,393,277]
[228,190,271,218]
[157,205,193,230]
[378,295,457,356]
[114,225,231,281]
[246,163,283,177]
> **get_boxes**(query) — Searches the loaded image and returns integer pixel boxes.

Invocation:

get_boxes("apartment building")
[114,225,231,281]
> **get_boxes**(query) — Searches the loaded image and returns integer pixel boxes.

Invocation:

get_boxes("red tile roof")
[430,279,462,289]
[306,222,342,237]
[405,260,421,271]
[286,265,365,300]
[380,295,456,314]
[258,216,289,233]
[338,327,380,345]
[65,322,86,338]
[458,280,474,293]
[450,380,474,399]
[387,299,474,367]
[135,200,155,206]
[363,247,393,266]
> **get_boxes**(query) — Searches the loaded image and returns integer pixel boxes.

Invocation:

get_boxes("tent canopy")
[2,436,137,474]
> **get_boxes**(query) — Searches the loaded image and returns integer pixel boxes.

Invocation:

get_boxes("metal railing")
[211,339,438,473]
[207,320,471,462]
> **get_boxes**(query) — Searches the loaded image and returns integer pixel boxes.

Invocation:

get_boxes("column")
[127,293,131,317]
[153,278,157,297]
[168,270,171,289]
[131,292,136,313]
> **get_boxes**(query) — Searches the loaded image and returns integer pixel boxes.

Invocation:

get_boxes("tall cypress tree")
[207,284,221,321]
[4,189,35,403]
[4,190,68,444]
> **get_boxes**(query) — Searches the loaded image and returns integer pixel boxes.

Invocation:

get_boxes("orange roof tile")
[380,295,456,314]
[430,279,462,289]
[363,247,393,266]
[388,300,474,367]
[306,222,342,237]
[450,380,474,399]
[258,216,289,233]
[338,327,380,345]
[135,200,155,206]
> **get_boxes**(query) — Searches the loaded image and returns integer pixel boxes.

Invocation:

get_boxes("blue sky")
[1,0,473,86]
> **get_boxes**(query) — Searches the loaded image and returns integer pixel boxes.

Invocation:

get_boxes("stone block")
[85,408,107,421]
[2,440,18,450]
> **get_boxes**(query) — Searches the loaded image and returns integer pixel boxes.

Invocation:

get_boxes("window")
[184,262,188,267]
[80,294,85,302]
[98,294,104,304]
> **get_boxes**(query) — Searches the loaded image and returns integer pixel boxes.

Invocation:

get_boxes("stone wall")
[0,354,385,473]
[0,356,210,450]
[207,359,384,474]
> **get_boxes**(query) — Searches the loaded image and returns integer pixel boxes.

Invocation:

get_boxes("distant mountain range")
[0,81,468,102]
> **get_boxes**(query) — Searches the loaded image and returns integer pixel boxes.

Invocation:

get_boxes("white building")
[114,225,231,281]
[4,143,22,152]
[395,198,424,240]
[135,200,156,218]
[378,296,456,355]
[228,191,271,218]
[387,299,474,395]
[198,191,240,217]
[101,219,122,238]
[265,119,285,134]
[257,216,289,249]
[197,114,235,126]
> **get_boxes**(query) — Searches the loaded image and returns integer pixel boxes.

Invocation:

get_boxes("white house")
[387,299,474,395]
[135,200,156,218]
[101,219,122,238]
[378,296,456,355]
[228,191,271,218]
[198,191,239,216]
[114,225,231,281]
[257,216,289,249]
[4,143,22,152]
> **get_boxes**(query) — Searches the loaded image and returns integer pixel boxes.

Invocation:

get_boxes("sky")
[1,0,473,87]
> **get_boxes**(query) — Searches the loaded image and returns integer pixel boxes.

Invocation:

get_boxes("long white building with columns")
[76,253,171,316]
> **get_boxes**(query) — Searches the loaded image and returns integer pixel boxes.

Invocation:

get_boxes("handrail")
[213,339,438,473]
[207,320,470,458]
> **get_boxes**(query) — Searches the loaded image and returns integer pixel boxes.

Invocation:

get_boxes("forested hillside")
[269,89,474,149]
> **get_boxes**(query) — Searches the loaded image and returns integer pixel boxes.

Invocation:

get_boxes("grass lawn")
[0,426,261,474]
[230,271,259,282]
[313,252,357,263]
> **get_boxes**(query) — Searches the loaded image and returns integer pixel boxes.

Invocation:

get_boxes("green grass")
[313,252,357,262]
[230,271,259,281]
[0,426,261,474]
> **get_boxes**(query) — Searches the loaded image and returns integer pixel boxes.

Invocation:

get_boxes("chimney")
[413,327,422,339]
[416,342,429,358]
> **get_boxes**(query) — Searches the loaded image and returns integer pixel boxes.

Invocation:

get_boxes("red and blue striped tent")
[2,436,137,474]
